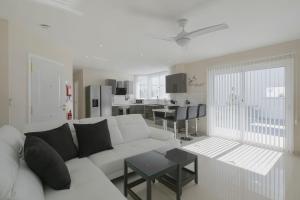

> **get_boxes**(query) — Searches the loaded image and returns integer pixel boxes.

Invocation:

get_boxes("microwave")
[135,99,144,104]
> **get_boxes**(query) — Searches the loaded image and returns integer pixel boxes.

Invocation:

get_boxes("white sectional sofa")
[0,114,180,200]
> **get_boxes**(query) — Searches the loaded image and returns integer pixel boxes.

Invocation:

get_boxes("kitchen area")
[74,61,206,136]
[73,69,207,136]
[84,73,189,124]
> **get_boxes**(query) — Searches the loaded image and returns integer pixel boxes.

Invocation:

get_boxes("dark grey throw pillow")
[25,123,78,161]
[74,119,113,158]
[24,136,71,190]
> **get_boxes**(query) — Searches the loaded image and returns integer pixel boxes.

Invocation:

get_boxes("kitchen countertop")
[112,103,160,106]
[112,103,179,107]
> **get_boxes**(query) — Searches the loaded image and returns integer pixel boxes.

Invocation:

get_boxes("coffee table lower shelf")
[127,178,147,200]
[157,168,196,192]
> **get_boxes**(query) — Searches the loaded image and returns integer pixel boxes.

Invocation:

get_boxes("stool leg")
[185,120,189,138]
[174,122,177,139]
[163,120,167,131]
[181,120,193,141]
[191,118,200,137]
[195,118,198,133]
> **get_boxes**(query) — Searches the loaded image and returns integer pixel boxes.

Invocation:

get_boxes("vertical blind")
[208,54,294,152]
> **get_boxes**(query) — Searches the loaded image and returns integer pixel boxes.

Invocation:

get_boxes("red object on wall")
[67,110,72,120]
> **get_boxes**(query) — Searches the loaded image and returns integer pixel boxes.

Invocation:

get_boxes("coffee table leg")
[177,165,182,200]
[124,161,128,197]
[194,157,198,184]
[147,179,152,200]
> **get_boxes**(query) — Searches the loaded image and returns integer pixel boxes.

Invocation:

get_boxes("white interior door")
[29,55,67,123]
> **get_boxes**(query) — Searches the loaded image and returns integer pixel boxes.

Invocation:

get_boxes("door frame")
[27,54,65,124]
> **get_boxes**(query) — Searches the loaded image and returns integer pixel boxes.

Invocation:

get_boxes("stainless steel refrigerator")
[85,85,112,118]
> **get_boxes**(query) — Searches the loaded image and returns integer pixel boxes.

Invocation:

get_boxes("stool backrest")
[198,104,206,118]
[187,106,198,119]
[175,107,188,121]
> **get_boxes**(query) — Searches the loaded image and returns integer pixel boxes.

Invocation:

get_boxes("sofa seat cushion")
[89,138,179,179]
[45,158,126,200]
[115,114,150,142]
[12,160,44,200]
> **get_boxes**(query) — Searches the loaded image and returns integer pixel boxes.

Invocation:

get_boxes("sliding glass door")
[243,67,286,149]
[211,68,242,140]
[208,55,294,151]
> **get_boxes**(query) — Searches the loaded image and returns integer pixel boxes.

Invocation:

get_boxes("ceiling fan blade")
[185,23,229,38]
[149,35,175,42]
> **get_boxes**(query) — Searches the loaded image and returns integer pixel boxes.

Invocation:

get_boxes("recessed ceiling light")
[99,43,103,47]
[85,56,89,59]
[140,52,144,57]
[39,24,51,29]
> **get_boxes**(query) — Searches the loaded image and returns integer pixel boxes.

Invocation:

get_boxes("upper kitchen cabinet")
[166,73,187,93]
[105,79,116,94]
[124,80,133,95]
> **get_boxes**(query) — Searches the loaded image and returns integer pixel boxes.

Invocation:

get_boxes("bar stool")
[193,104,206,136]
[153,112,165,125]
[181,106,197,141]
[162,107,187,139]
[118,106,130,115]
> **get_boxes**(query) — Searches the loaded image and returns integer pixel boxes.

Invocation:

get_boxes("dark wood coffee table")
[124,148,198,200]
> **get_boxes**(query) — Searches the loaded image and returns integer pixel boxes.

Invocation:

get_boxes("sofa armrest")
[148,127,175,141]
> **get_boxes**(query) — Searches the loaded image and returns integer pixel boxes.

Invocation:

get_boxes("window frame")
[134,71,170,100]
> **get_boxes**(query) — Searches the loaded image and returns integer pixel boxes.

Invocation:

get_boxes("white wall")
[0,18,9,126]
[8,21,73,131]
[81,68,133,86]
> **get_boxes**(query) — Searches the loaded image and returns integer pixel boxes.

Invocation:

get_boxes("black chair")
[153,111,165,124]
[193,104,206,136]
[181,106,198,141]
[118,107,130,115]
[162,107,187,139]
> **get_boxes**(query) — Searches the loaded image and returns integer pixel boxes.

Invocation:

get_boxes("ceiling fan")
[153,19,229,47]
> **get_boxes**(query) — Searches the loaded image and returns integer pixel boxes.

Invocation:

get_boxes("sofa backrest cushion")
[115,114,150,142]
[12,160,44,200]
[79,117,124,146]
[0,125,24,200]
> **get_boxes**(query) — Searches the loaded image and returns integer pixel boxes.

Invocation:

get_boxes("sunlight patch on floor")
[217,144,282,176]
[182,137,240,158]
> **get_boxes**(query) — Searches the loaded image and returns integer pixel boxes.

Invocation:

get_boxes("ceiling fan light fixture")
[176,37,190,47]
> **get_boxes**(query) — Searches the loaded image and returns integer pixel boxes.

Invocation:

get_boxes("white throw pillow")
[0,125,24,200]
[12,160,44,200]
[115,114,150,142]
[79,117,124,146]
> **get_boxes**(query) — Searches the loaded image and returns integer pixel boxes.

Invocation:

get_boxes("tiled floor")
[113,120,300,200]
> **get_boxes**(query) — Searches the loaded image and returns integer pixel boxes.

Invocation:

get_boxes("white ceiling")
[1,0,300,74]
